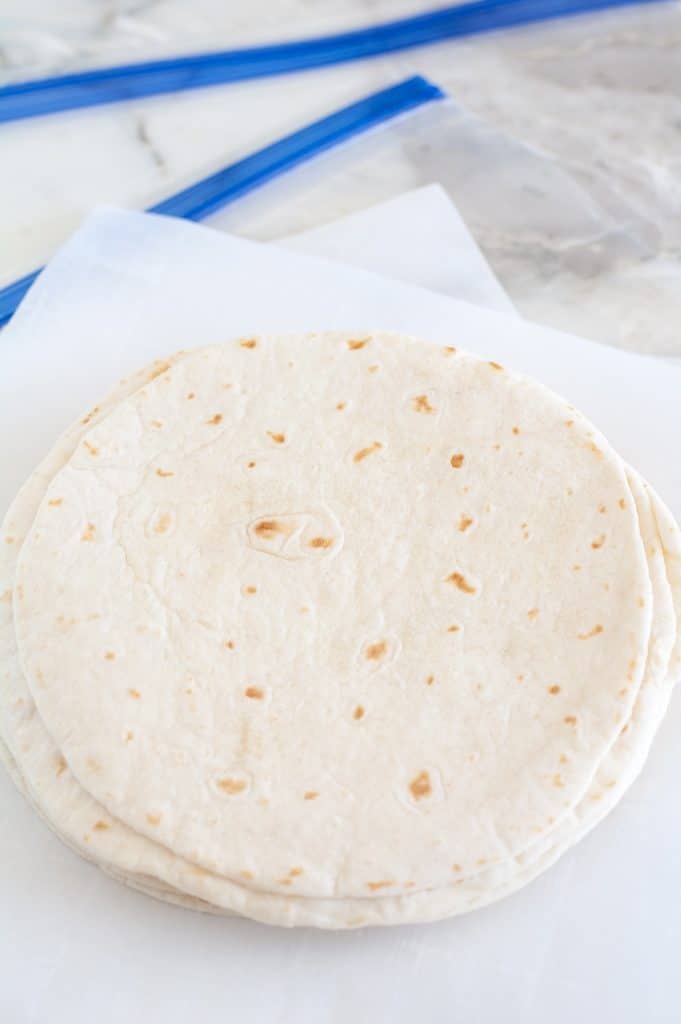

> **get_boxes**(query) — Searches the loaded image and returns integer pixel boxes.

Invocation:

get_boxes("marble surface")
[1,1,681,353]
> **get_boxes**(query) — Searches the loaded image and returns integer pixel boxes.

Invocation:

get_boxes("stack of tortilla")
[2,331,679,928]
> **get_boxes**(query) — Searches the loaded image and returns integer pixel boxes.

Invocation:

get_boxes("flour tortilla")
[3,337,678,926]
[12,332,655,904]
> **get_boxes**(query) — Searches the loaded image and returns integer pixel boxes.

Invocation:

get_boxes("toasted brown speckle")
[443,346,457,356]
[578,624,603,640]
[187,392,196,400]
[93,820,109,831]
[84,441,99,456]
[425,675,435,686]
[548,685,561,695]
[239,338,257,349]
[450,453,464,468]
[267,431,286,444]
[368,364,379,374]
[336,401,347,410]
[409,770,432,801]
[591,534,606,549]
[365,640,387,661]
[81,522,96,542]
[552,774,565,788]
[146,813,162,825]
[240,870,254,881]
[55,756,67,776]
[154,513,171,534]
[347,338,370,350]
[104,651,116,661]
[489,361,503,371]
[217,777,247,795]
[225,640,234,650]
[367,880,394,891]
[564,715,577,726]
[452,863,462,872]
[512,426,520,435]
[304,790,319,801]
[527,608,539,620]
[619,498,626,509]
[308,536,333,549]
[247,461,256,469]
[87,757,101,774]
[156,468,174,478]
[353,705,365,720]
[412,394,436,414]
[458,515,473,533]
[207,413,223,426]
[245,686,264,700]
[124,731,134,743]
[447,624,460,633]
[353,441,382,463]
[445,571,476,594]
[48,498,63,507]
[245,586,257,595]
[128,688,141,699]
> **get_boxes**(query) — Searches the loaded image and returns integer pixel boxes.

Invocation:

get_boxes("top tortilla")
[13,331,653,900]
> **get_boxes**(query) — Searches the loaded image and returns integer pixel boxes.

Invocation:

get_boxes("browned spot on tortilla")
[245,586,257,595]
[225,640,234,650]
[154,513,171,534]
[239,338,257,349]
[620,723,630,734]
[591,534,606,549]
[445,571,476,594]
[87,757,101,774]
[517,674,525,682]
[489,361,503,371]
[240,870,254,881]
[527,608,539,620]
[247,461,256,469]
[559,754,569,764]
[124,731,134,743]
[156,468,173,478]
[552,774,565,788]
[278,877,293,886]
[368,364,379,374]
[207,413,223,426]
[289,867,304,878]
[512,426,520,435]
[636,596,646,609]
[128,688,141,699]
[627,659,637,680]
[93,820,109,831]
[565,419,574,427]
[84,441,99,456]
[336,401,347,411]
[146,813,161,825]
[0,589,11,603]
[578,624,603,640]
[605,779,617,789]
[104,651,116,661]
[447,624,460,633]
[365,640,387,661]
[187,392,196,400]
[412,394,435,414]
[572,564,581,571]
[303,791,319,801]
[589,442,602,457]
[564,715,577,725]
[450,453,464,468]
[458,515,473,532]
[443,346,457,356]
[567,488,574,496]
[548,685,561,695]
[619,498,626,509]
[149,362,171,379]
[48,498,63,507]
[353,441,382,463]
[254,519,284,538]
[308,536,333,549]
[150,419,163,429]
[347,338,370,350]
[353,705,365,720]
[81,522,96,542]
[245,686,264,700]
[619,687,629,698]
[599,504,607,514]
[81,405,100,425]
[55,755,67,776]
[452,863,462,873]
[367,880,394,891]
[217,777,247,795]
[425,675,435,686]
[267,431,286,444]
[477,858,487,866]
[409,770,432,801]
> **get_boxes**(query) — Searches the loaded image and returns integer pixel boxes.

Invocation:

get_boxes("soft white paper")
[1,194,680,1024]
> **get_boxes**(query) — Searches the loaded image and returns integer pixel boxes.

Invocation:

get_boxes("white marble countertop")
[1,1,680,353]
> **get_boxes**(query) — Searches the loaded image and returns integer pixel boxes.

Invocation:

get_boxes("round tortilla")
[12,332,654,902]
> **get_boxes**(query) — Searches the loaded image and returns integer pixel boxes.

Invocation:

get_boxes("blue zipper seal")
[0,75,444,327]
[0,0,667,125]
